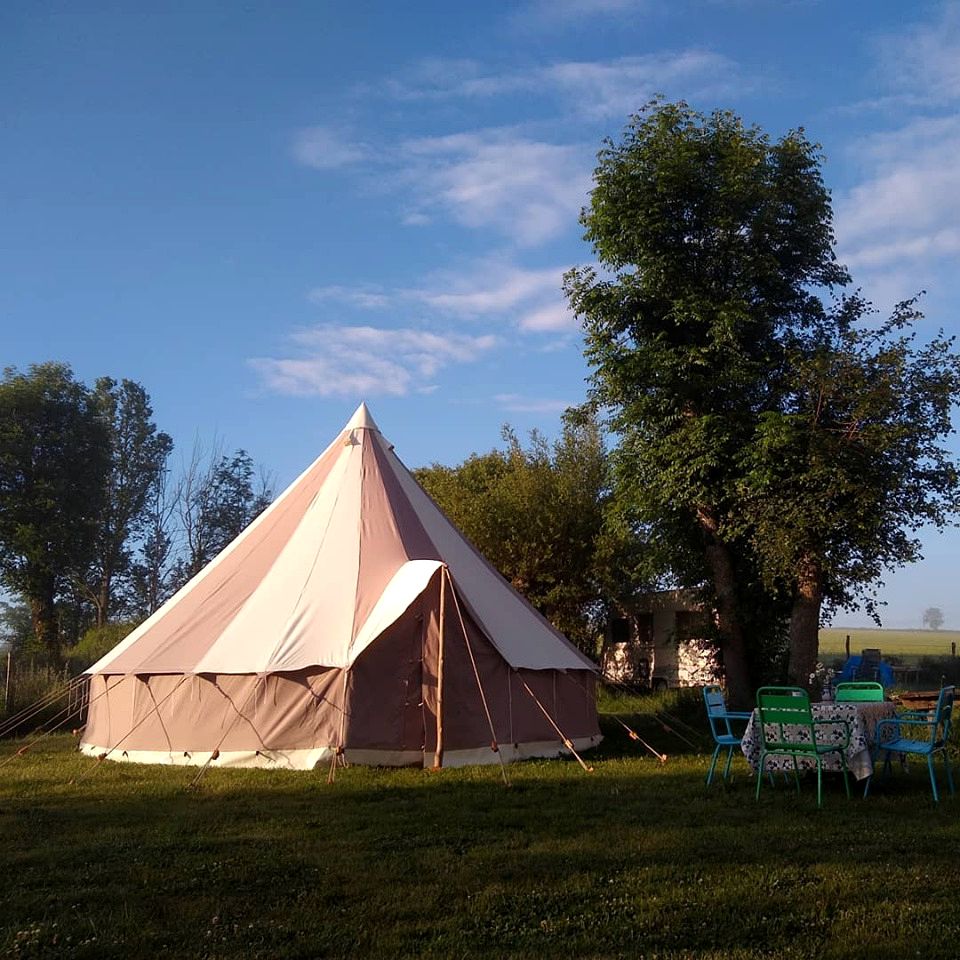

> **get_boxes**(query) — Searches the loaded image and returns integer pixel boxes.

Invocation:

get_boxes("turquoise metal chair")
[865,685,955,802]
[835,681,884,702]
[754,686,851,808]
[702,685,752,785]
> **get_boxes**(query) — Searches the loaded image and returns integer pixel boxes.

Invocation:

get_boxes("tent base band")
[79,735,601,771]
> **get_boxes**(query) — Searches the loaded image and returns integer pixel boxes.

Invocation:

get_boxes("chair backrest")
[835,681,884,702]
[857,648,883,681]
[933,686,955,746]
[755,686,817,752]
[703,684,733,739]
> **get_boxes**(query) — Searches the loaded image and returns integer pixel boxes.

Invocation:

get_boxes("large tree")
[737,295,960,684]
[415,417,643,655]
[565,100,849,704]
[82,377,173,626]
[0,364,110,657]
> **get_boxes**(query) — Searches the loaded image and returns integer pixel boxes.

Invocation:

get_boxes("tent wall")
[81,584,600,770]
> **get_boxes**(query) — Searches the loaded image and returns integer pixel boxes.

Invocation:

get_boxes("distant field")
[819,627,960,660]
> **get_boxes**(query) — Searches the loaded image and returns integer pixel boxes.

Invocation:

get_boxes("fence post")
[4,650,10,713]
[952,641,956,658]
[845,634,850,658]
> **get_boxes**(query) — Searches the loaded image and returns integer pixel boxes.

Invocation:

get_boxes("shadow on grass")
[3,735,960,959]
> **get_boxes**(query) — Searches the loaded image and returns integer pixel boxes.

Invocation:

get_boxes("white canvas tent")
[81,404,600,769]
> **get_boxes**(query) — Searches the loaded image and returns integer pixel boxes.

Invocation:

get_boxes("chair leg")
[944,750,955,797]
[792,756,801,794]
[839,752,851,800]
[756,753,766,801]
[816,758,823,809]
[722,746,734,782]
[706,744,721,786]
[928,754,940,803]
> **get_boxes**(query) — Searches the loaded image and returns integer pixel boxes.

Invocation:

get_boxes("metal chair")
[754,686,851,808]
[834,681,884,702]
[702,685,752,786]
[865,685,955,802]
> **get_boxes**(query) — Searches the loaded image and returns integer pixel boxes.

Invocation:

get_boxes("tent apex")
[345,402,380,433]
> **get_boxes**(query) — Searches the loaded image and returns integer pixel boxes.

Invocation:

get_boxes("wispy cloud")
[494,393,573,414]
[836,119,960,264]
[400,129,591,246]
[388,52,743,120]
[308,285,390,309]
[292,126,369,169]
[305,260,578,333]
[512,0,647,29]
[834,8,960,310]
[250,326,498,398]
[873,2,960,107]
[411,262,569,316]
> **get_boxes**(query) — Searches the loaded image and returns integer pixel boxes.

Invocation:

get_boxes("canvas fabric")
[82,404,600,769]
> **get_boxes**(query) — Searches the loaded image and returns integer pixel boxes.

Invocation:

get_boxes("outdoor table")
[740,700,897,780]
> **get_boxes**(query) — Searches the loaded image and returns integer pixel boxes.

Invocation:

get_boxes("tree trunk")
[787,556,823,690]
[94,566,111,628]
[29,583,59,662]
[696,506,752,708]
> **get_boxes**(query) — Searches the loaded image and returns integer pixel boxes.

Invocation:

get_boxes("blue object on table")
[865,685,955,802]
[702,685,752,786]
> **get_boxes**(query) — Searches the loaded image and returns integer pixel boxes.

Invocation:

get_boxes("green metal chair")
[702,685,752,785]
[865,685,955,802]
[834,681,884,702]
[754,686,851,808]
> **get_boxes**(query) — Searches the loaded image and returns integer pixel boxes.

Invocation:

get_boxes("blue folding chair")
[865,685,955,802]
[703,685,752,786]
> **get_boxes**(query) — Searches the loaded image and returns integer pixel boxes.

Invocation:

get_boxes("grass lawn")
[819,628,960,660]
[2,696,959,959]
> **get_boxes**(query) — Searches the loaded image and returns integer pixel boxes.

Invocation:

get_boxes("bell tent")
[81,404,601,770]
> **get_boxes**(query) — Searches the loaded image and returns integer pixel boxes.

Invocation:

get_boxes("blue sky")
[4,1,960,629]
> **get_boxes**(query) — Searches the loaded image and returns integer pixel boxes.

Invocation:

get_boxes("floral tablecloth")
[740,701,897,780]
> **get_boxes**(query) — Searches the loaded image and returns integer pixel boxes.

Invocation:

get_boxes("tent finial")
[345,402,379,433]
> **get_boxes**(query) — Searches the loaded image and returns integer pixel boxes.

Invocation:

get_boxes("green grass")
[2,706,960,960]
[819,628,960,660]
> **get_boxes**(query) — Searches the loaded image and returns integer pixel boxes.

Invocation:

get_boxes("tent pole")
[433,568,447,769]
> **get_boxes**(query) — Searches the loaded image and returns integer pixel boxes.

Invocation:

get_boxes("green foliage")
[81,377,173,623]
[566,100,849,694]
[64,621,136,670]
[0,600,33,652]
[567,98,960,693]
[415,417,643,654]
[737,296,960,621]
[0,363,111,654]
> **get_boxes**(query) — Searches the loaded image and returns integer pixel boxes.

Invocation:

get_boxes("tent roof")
[88,404,596,676]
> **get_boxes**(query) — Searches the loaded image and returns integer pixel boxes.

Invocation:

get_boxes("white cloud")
[308,285,391,309]
[833,8,960,308]
[292,126,368,169]
[250,325,498,398]
[494,393,572,414]
[412,262,568,316]
[400,130,591,246]
[835,113,960,279]
[874,3,960,106]
[387,52,743,120]
[512,0,647,29]
[518,302,576,332]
